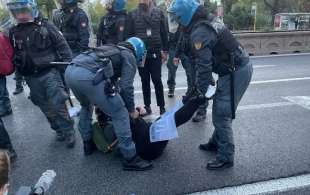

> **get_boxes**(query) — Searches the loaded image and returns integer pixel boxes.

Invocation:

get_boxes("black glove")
[182,88,206,105]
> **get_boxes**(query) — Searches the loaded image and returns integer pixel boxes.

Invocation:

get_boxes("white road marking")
[189,173,310,195]
[164,65,277,74]
[283,96,310,110]
[137,102,296,120]
[132,77,310,94]
[251,52,310,58]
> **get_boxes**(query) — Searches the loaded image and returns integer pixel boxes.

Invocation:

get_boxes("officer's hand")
[136,107,147,116]
[173,57,180,66]
[161,51,168,63]
[130,110,140,119]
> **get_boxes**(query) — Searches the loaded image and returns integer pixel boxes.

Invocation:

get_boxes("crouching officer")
[65,37,153,171]
[7,0,76,148]
[97,0,129,46]
[53,0,90,56]
[168,0,253,170]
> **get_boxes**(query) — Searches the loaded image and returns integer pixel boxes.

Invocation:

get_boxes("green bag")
[92,121,118,153]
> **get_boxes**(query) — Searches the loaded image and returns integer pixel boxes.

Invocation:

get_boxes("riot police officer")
[173,29,208,123]
[97,0,129,46]
[168,0,253,170]
[53,0,90,56]
[7,0,76,148]
[128,0,169,115]
[65,37,153,171]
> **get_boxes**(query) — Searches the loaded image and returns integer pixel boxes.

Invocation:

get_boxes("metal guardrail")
[235,30,310,56]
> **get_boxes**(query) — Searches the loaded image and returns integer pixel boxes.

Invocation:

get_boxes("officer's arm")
[119,50,137,113]
[160,10,169,52]
[191,27,216,94]
[47,23,72,62]
[77,11,90,51]
[96,16,106,46]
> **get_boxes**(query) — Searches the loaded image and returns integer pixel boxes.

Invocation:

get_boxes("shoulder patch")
[194,42,202,50]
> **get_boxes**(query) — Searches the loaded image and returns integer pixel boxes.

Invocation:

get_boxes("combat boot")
[192,110,207,123]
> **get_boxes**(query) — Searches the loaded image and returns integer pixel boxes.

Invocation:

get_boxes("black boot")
[199,142,217,152]
[168,88,175,98]
[65,131,75,148]
[192,110,207,123]
[13,87,23,95]
[123,155,153,171]
[160,106,166,115]
[207,158,234,170]
[83,140,97,156]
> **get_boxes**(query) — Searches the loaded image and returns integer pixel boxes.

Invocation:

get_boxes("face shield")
[7,2,35,24]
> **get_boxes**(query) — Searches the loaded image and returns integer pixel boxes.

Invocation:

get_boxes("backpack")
[0,32,15,76]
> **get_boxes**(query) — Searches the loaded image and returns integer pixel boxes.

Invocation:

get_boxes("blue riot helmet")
[104,0,127,12]
[126,37,147,68]
[167,0,199,27]
[7,0,39,24]
[113,0,127,12]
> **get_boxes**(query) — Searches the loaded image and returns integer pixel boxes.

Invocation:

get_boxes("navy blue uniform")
[97,10,128,46]
[53,7,90,56]
[185,15,253,162]
[9,17,75,147]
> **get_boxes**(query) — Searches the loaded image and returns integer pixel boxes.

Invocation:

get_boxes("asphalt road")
[3,53,310,195]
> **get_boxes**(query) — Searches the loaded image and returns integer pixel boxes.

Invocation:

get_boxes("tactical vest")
[59,8,82,51]
[102,12,127,44]
[131,7,162,52]
[10,19,57,76]
[72,44,125,79]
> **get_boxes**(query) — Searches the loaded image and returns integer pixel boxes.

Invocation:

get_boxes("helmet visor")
[7,2,34,23]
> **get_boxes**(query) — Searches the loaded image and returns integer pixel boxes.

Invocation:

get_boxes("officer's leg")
[138,61,152,115]
[0,76,12,117]
[206,62,253,170]
[25,76,60,132]
[149,55,165,114]
[13,70,24,95]
[44,69,75,148]
[167,48,178,98]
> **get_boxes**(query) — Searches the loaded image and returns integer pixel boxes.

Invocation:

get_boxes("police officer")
[53,0,90,57]
[65,37,153,171]
[97,0,129,46]
[7,0,76,148]
[168,0,253,170]
[167,29,194,98]
[128,0,169,115]
[173,26,208,123]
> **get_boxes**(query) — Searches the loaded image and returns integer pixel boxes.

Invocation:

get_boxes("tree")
[263,0,297,23]
[298,0,310,12]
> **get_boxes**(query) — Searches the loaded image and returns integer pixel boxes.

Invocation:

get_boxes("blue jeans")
[0,76,12,115]
[166,48,194,91]
[210,62,253,162]
[65,65,137,159]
